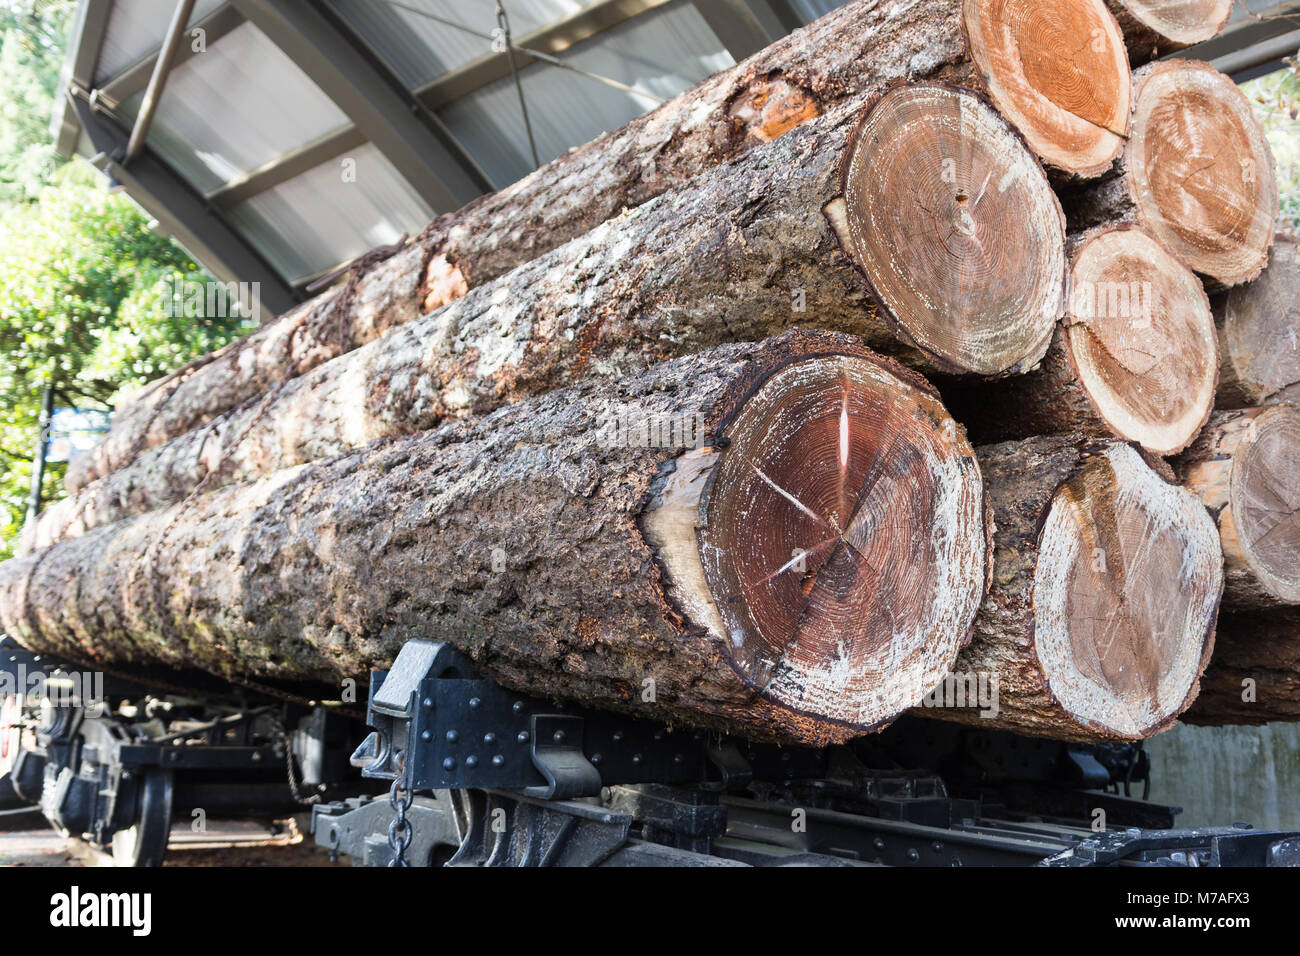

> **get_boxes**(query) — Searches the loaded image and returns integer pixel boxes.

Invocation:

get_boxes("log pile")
[1063,59,1277,288]
[65,0,1129,493]
[9,0,1296,746]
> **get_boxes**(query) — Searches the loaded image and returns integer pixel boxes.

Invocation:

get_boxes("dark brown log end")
[1218,235,1300,404]
[1126,60,1277,287]
[1230,403,1300,604]
[963,0,1130,177]
[696,352,989,731]
[834,83,1064,376]
[1034,443,1221,737]
[1065,225,1218,455]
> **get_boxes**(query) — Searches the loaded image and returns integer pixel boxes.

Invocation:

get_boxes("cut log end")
[1110,0,1233,49]
[963,0,1130,176]
[1033,443,1221,737]
[692,353,988,732]
[836,83,1064,376]
[1127,61,1277,286]
[1218,235,1300,405]
[1230,403,1300,604]
[1066,225,1217,455]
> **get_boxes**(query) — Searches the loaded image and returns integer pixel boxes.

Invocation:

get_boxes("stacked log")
[1064,60,1277,288]
[941,224,1219,456]
[915,437,1222,740]
[2,0,1270,745]
[1215,234,1300,407]
[66,0,1133,494]
[0,333,991,746]
[1183,610,1300,725]
[1176,404,1300,609]
[24,84,1066,550]
[1105,0,1233,64]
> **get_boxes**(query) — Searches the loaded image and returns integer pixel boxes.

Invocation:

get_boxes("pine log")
[26,85,1065,552]
[67,0,1130,494]
[1063,60,1277,288]
[1176,404,1300,609]
[914,437,1221,741]
[1104,0,1232,64]
[939,224,1218,456]
[1182,609,1300,725]
[0,332,991,746]
[1215,234,1300,407]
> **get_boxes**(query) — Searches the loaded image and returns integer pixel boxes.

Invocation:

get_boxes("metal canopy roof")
[52,0,1300,320]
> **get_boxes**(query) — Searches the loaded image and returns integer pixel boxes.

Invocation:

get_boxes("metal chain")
[271,715,322,806]
[388,777,414,867]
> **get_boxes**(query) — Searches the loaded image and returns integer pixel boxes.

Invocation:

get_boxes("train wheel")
[111,768,174,867]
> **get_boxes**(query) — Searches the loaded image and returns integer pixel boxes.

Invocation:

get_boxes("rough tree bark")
[915,437,1222,741]
[1104,0,1233,64]
[0,332,991,746]
[1182,609,1300,725]
[939,224,1218,456]
[26,86,1065,551]
[68,0,1131,492]
[1063,60,1277,288]
[1215,234,1300,407]
[1176,404,1300,609]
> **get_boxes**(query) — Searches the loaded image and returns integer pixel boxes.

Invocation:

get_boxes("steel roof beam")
[96,3,247,110]
[411,0,673,110]
[70,94,299,319]
[124,0,197,165]
[228,0,490,211]
[51,0,115,157]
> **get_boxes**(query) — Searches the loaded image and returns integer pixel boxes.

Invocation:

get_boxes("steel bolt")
[442,757,456,771]
[446,729,459,743]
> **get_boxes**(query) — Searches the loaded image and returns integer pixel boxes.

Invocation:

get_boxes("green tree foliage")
[1243,55,1300,232]
[0,0,70,204]
[0,2,251,558]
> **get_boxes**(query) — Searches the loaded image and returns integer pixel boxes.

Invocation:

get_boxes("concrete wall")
[1145,722,1300,830]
